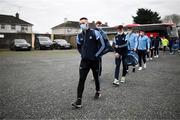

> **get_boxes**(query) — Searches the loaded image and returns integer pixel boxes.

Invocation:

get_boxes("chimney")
[64,18,68,22]
[15,12,19,19]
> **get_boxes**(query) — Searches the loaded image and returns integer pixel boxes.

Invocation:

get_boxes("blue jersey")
[125,33,138,50]
[137,35,150,50]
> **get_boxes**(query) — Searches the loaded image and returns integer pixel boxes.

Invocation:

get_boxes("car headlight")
[15,44,20,47]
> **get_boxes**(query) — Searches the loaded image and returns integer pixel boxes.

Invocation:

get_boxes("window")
[1,24,5,29]
[11,25,16,30]
[0,34,4,38]
[21,25,28,32]
[67,28,72,32]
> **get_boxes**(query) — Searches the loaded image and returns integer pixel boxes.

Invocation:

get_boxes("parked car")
[34,36,54,50]
[10,39,31,51]
[53,39,72,49]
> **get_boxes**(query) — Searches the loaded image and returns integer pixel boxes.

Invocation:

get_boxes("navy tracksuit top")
[76,29,105,60]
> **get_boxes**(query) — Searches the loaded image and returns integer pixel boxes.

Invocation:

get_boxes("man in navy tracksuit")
[72,17,105,108]
[147,34,155,60]
[169,37,174,54]
[92,21,113,80]
[93,21,108,78]
[113,25,128,85]
[154,35,161,58]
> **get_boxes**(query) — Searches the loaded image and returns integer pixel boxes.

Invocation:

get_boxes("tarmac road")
[0,50,180,119]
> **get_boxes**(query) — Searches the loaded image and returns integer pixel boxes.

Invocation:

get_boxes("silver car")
[53,39,72,49]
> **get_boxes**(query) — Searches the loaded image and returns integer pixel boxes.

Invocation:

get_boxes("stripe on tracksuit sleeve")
[113,37,116,45]
[94,30,105,57]
[76,35,81,45]
[147,37,150,49]
[134,35,138,49]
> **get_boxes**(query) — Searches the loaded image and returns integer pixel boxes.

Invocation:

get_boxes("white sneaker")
[144,63,147,69]
[150,58,153,60]
[138,67,143,71]
[169,52,173,55]
[113,79,119,86]
[157,55,159,58]
[120,77,126,83]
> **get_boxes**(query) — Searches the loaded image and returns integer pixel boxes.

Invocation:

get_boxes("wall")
[53,34,77,48]
[107,34,116,41]
[0,33,32,49]
[53,33,116,48]
[52,28,80,35]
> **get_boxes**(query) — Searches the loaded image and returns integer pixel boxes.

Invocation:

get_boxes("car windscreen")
[59,40,67,44]
[39,37,51,42]
[14,39,27,43]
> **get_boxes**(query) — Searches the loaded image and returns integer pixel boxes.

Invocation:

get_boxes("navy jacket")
[154,37,161,48]
[149,37,155,48]
[113,33,128,54]
[76,29,105,60]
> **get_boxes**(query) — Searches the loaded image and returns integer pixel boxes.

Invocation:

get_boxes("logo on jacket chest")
[80,36,93,40]
[116,37,125,41]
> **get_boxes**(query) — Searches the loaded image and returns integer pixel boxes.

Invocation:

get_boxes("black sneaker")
[94,92,101,99]
[132,68,135,73]
[72,98,82,108]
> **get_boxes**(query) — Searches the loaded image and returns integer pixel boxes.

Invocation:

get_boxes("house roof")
[52,21,109,30]
[101,27,116,34]
[0,14,33,26]
[52,21,80,29]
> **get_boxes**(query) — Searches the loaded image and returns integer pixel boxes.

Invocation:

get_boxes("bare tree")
[163,14,180,25]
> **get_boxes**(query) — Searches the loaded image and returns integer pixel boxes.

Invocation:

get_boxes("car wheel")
[37,45,41,50]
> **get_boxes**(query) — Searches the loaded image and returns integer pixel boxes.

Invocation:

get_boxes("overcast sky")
[0,0,180,33]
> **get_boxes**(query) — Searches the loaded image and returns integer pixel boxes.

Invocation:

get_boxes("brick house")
[0,13,33,49]
[51,20,111,48]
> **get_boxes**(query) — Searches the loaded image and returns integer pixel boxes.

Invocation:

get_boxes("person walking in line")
[178,37,180,53]
[72,17,105,108]
[125,27,138,73]
[154,34,161,58]
[161,36,169,52]
[171,37,179,54]
[92,21,111,79]
[149,34,155,60]
[146,35,151,61]
[137,30,150,71]
[169,37,174,55]
[112,25,128,85]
